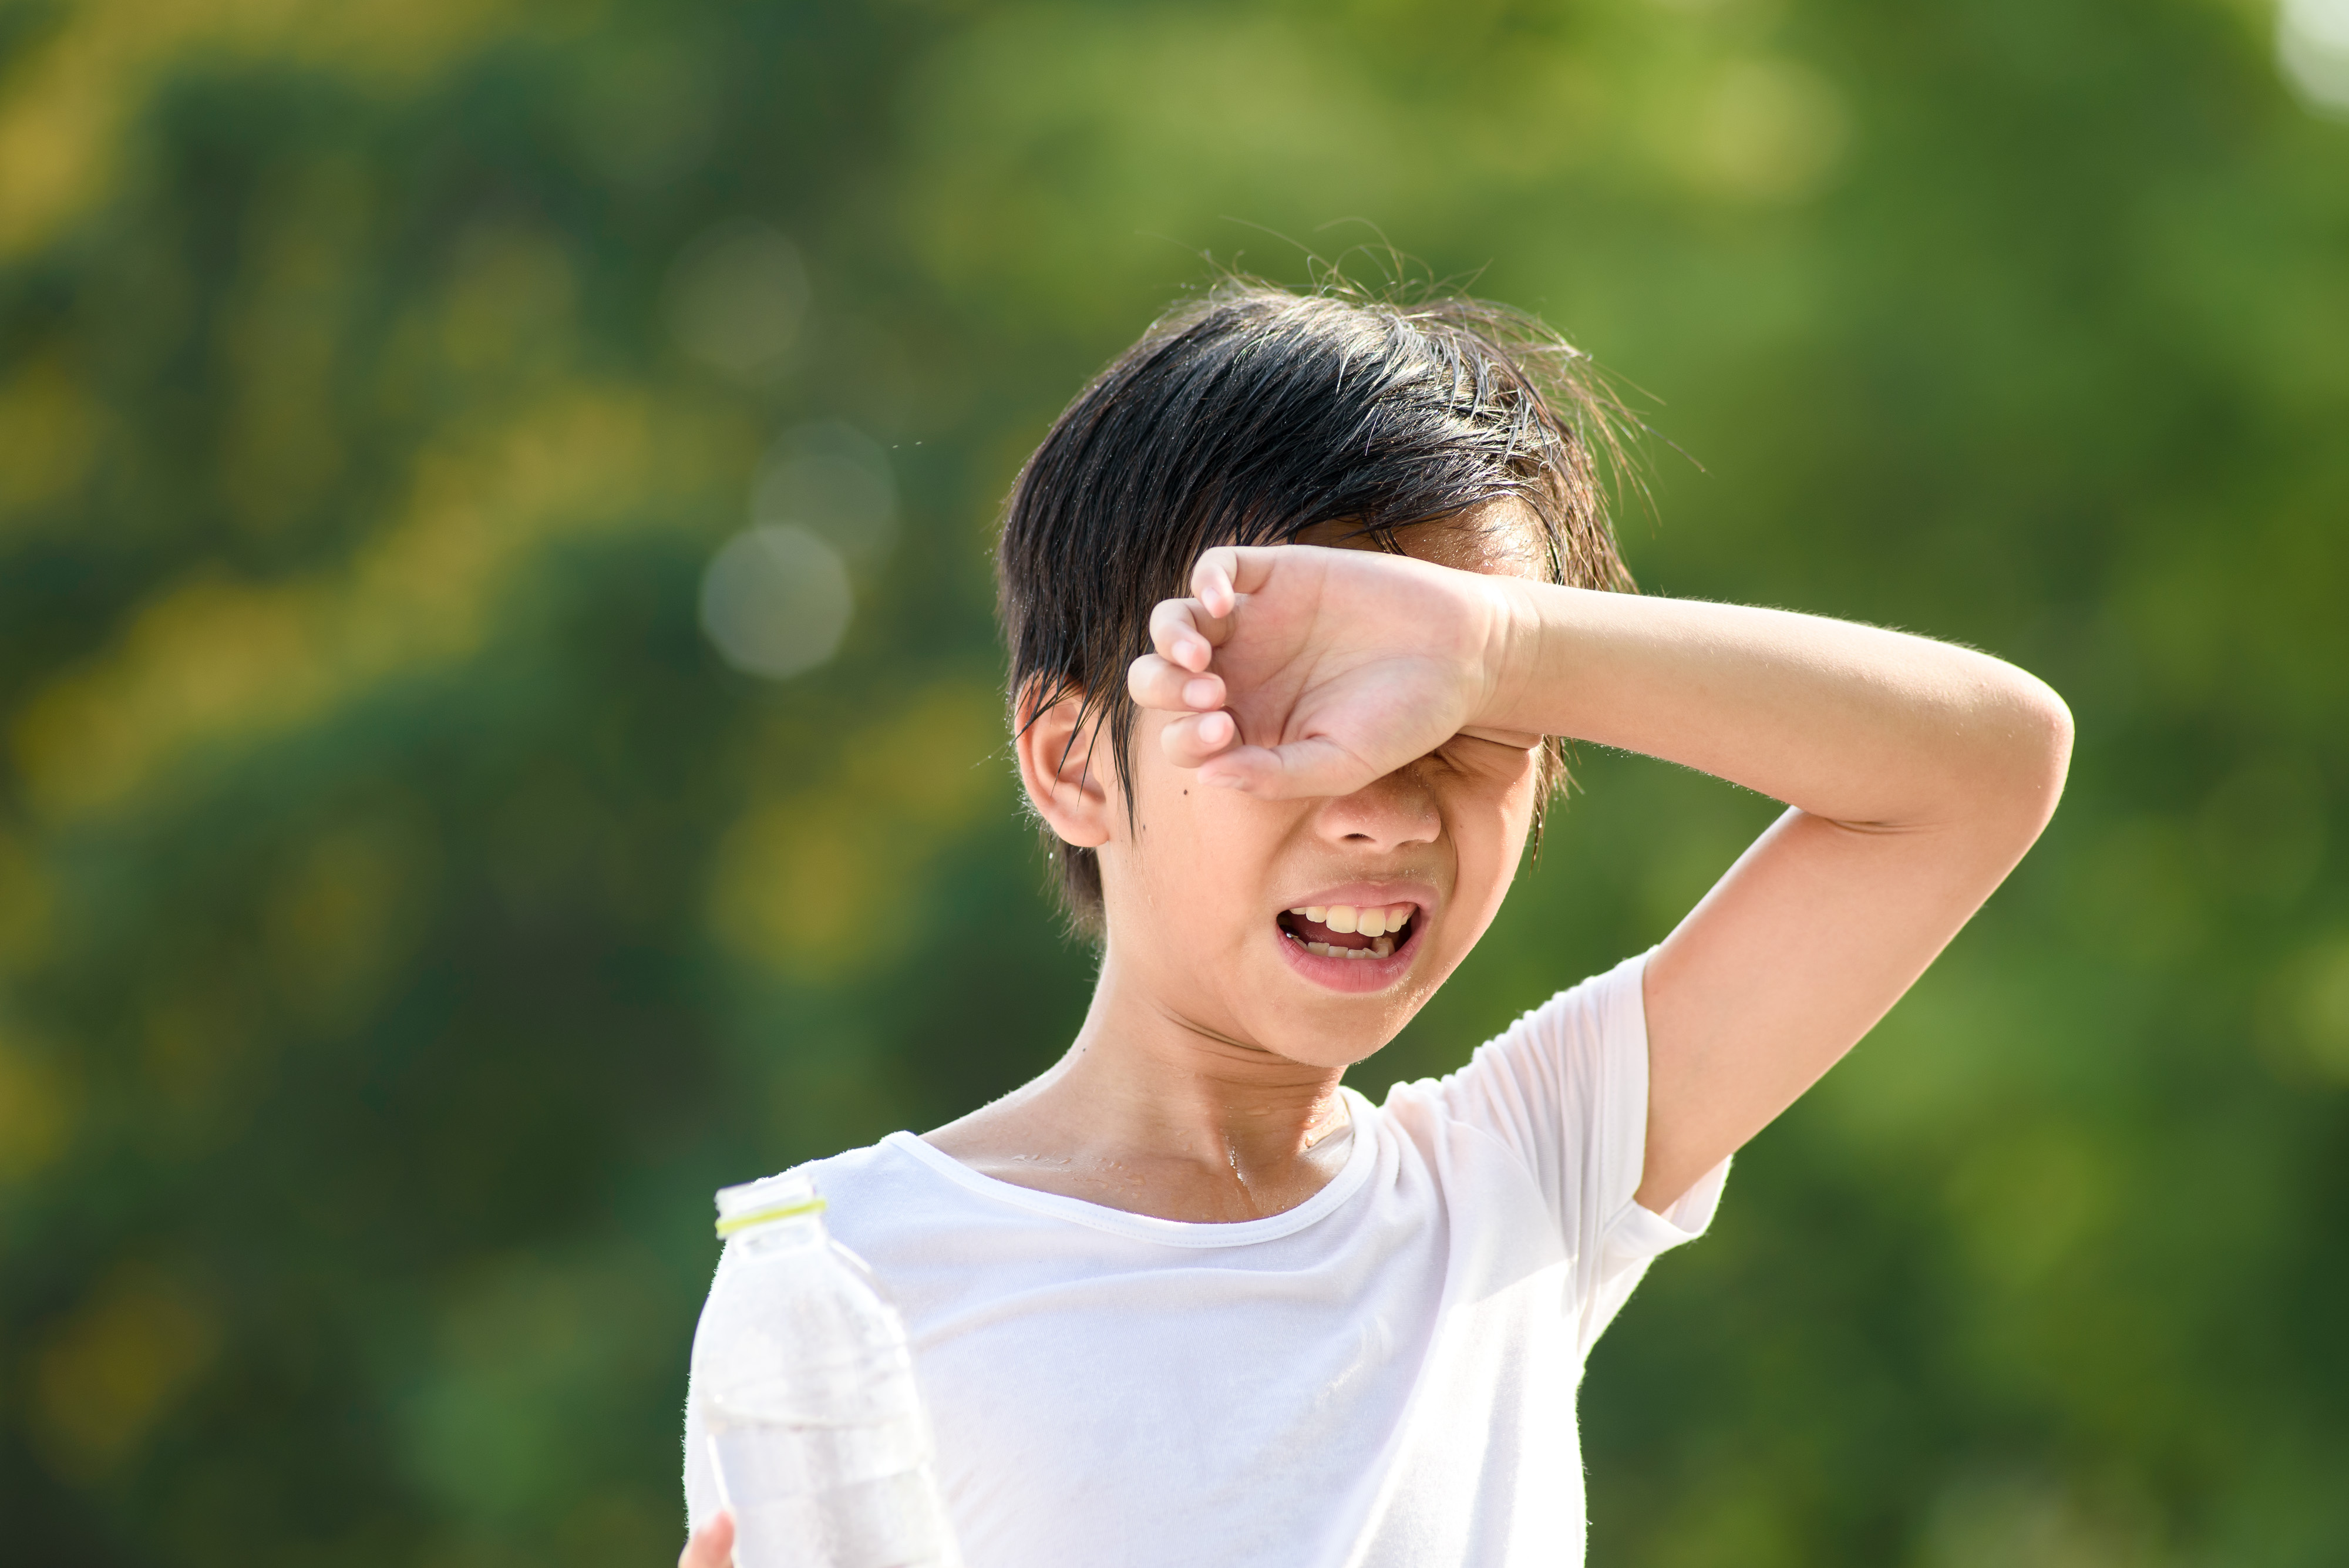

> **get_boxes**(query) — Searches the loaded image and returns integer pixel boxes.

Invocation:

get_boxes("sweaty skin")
[679,505,2069,1568]
[950,502,2069,1217]
[927,513,1556,1223]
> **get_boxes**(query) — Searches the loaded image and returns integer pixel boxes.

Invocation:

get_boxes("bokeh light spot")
[663,220,809,385]
[2280,0,2349,115]
[698,524,853,679]
[751,421,900,568]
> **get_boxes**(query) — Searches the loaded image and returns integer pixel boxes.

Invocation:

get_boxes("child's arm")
[1131,539,2071,1212]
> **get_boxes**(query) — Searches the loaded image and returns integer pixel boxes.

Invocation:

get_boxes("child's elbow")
[1993,671,2074,833]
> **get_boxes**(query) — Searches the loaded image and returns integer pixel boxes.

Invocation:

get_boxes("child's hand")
[678,1511,734,1568]
[1128,544,1538,798]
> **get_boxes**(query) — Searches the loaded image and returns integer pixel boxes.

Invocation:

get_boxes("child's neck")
[921,953,1355,1223]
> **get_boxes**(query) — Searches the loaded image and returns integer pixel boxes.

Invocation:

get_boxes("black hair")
[996,279,1636,937]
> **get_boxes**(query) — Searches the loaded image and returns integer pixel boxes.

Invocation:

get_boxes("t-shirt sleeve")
[1426,948,1730,1355]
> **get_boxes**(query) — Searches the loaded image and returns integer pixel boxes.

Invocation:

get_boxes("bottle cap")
[713,1171,827,1237]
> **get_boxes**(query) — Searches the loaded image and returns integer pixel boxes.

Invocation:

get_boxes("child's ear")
[1014,682,1114,850]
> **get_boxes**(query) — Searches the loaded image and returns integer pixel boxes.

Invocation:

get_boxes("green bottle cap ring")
[715,1196,828,1237]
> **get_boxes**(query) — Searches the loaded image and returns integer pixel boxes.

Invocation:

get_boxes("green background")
[3,0,2344,1562]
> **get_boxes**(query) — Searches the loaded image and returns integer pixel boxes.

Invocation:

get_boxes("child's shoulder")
[785,1131,931,1211]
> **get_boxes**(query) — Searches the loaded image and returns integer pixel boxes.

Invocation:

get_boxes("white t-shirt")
[684,951,1728,1567]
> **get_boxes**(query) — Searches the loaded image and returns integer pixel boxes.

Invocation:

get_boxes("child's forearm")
[1478,583,2072,1214]
[1488,584,2072,835]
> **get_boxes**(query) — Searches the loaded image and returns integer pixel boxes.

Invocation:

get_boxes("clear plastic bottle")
[693,1172,961,1568]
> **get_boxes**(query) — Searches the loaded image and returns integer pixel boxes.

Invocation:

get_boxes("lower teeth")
[1298,934,1399,960]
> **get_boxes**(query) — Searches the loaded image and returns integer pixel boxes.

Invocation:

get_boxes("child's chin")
[1282,1037,1382,1073]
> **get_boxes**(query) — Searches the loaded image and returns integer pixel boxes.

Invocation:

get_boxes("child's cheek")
[1453,769,1539,907]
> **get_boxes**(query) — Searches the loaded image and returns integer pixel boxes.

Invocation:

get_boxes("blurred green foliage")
[2,0,2344,1563]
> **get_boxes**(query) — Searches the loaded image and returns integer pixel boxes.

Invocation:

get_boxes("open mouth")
[1277,901,1419,962]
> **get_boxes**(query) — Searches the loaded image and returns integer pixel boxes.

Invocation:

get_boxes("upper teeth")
[1290,903,1415,937]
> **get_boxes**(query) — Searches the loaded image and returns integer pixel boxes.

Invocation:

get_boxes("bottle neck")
[729,1210,829,1256]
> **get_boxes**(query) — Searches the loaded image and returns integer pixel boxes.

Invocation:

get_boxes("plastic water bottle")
[694,1172,960,1568]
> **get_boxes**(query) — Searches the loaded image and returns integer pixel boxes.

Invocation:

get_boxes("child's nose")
[1314,766,1441,852]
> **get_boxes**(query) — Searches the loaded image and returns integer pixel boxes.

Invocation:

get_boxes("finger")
[679,1511,735,1568]
[1159,709,1239,767]
[1188,546,1284,619]
[1147,597,1222,670]
[1190,547,1240,618]
[1197,736,1377,799]
[1128,654,1225,714]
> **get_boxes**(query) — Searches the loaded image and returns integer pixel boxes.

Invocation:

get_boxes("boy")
[680,284,2071,1567]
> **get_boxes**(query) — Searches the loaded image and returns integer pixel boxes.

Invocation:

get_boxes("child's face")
[1096,510,1548,1070]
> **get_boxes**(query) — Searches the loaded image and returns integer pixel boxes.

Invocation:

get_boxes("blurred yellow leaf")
[709,682,1005,978]
[0,1023,77,1183]
[9,389,719,823]
[0,0,531,259]
[0,356,99,522]
[29,1261,218,1483]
